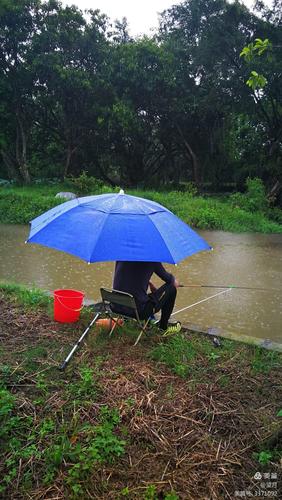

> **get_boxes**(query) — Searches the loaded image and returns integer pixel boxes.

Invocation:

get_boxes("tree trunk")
[1,150,21,182]
[175,123,200,185]
[63,145,73,179]
[267,180,281,202]
[16,111,31,184]
[63,144,78,179]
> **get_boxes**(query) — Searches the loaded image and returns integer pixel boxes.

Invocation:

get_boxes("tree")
[31,3,111,179]
[0,0,41,183]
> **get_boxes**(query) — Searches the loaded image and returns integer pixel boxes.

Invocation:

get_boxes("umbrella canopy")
[27,191,211,264]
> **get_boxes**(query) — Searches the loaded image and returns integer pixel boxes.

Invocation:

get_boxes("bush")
[66,171,108,195]
[0,191,61,224]
[267,206,282,225]
[230,177,269,213]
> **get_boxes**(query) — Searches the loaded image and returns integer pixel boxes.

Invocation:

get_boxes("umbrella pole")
[59,312,101,371]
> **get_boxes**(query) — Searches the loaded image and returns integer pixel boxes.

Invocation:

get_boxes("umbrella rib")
[29,199,80,233]
[28,204,80,241]
[88,211,112,263]
[147,213,175,264]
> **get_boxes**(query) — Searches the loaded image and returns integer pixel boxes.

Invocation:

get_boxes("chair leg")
[109,316,121,337]
[134,318,150,346]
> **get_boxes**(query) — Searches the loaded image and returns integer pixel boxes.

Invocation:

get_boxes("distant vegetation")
[0,0,281,207]
[0,177,281,233]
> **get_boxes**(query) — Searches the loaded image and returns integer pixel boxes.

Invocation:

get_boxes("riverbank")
[0,283,281,498]
[0,183,282,232]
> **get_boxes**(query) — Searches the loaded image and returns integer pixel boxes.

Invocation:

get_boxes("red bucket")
[53,289,84,323]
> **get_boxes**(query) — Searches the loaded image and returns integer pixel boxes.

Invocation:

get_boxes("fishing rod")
[179,284,280,292]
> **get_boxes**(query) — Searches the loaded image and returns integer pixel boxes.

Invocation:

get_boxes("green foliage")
[256,450,273,465]
[164,493,179,500]
[0,282,51,309]
[230,178,269,213]
[150,334,197,378]
[246,71,267,91]
[68,366,98,400]
[250,348,281,374]
[65,406,126,495]
[1,184,281,233]
[150,332,282,383]
[0,377,125,497]
[277,409,282,417]
[144,484,158,500]
[267,207,282,225]
[0,190,62,224]
[0,0,280,194]
[240,38,271,61]
[66,171,108,195]
[240,38,271,90]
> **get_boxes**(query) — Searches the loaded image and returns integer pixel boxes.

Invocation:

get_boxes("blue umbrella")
[27,191,211,264]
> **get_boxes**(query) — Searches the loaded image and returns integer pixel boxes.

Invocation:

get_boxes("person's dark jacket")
[113,261,174,313]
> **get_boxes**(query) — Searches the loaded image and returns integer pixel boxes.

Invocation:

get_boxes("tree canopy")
[0,0,281,197]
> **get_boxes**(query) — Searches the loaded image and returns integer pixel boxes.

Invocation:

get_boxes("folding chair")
[100,287,151,346]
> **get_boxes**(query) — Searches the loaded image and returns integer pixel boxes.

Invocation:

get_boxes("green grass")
[1,184,282,232]
[0,284,282,498]
[149,332,282,381]
[0,282,51,309]
[0,379,126,497]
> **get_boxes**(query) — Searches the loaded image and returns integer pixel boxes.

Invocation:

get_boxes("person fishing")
[112,261,181,336]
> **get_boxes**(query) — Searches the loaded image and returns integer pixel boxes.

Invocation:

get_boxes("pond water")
[1,224,282,344]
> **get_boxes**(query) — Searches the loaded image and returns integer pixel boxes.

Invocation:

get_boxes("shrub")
[0,191,61,224]
[66,171,108,195]
[230,177,269,213]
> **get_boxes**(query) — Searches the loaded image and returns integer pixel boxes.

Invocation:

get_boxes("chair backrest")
[100,287,139,320]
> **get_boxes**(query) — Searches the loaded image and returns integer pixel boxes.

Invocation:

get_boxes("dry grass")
[0,293,281,499]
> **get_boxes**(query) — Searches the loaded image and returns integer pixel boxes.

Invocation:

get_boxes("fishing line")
[172,288,232,316]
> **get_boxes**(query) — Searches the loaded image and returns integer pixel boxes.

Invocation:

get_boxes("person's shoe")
[148,315,159,326]
[161,321,182,337]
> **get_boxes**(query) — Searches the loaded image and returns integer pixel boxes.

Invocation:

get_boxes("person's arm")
[148,281,157,292]
[153,263,177,286]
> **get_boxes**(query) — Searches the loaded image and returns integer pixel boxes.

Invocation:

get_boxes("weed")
[66,406,126,495]
[150,334,197,378]
[250,348,281,374]
[218,374,231,387]
[144,484,158,499]
[255,450,273,465]
[35,374,49,395]
[0,364,12,386]
[67,366,98,400]
[164,493,179,500]
[124,397,135,408]
[207,352,220,362]
[39,418,55,439]
[120,486,130,496]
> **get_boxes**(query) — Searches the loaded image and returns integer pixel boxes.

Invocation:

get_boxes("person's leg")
[140,283,177,330]
[153,283,176,330]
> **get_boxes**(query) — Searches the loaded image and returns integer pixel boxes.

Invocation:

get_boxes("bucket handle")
[55,295,84,312]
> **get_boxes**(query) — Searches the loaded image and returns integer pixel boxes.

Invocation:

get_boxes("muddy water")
[1,224,282,343]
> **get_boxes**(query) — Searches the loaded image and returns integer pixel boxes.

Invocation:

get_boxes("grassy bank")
[0,283,281,498]
[0,183,282,232]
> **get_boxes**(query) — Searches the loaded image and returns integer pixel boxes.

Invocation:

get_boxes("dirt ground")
[0,294,281,499]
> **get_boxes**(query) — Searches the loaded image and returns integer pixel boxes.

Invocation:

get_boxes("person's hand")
[173,278,180,288]
[149,281,157,292]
